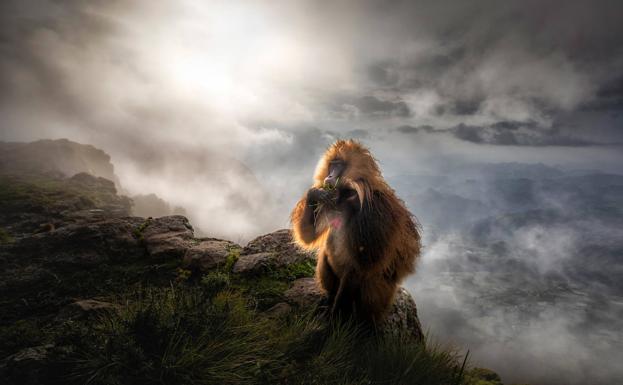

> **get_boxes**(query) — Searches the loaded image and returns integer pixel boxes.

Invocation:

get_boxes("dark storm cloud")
[351,0,623,144]
[450,122,597,146]
[395,125,434,134]
[393,121,606,147]
[326,94,411,119]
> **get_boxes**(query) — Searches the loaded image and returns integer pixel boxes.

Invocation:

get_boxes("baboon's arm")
[290,188,332,248]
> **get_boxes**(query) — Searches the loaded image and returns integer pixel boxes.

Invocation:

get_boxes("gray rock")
[243,229,315,265]
[11,216,145,265]
[283,278,423,341]
[264,302,292,318]
[142,216,194,260]
[57,299,117,320]
[183,239,238,271]
[0,344,54,385]
[379,288,424,342]
[284,277,325,308]
[232,252,275,274]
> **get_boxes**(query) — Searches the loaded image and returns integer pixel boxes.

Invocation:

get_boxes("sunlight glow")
[154,2,306,114]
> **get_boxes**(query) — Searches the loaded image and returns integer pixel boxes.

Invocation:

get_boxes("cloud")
[392,120,616,147]
[325,94,411,119]
[450,121,597,146]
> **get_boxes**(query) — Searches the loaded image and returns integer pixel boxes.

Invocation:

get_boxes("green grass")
[223,247,241,272]
[0,227,14,244]
[225,258,316,310]
[46,284,468,385]
[132,218,153,241]
[269,259,316,281]
[0,175,88,211]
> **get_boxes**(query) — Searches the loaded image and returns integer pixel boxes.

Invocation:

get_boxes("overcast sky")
[1,0,623,233]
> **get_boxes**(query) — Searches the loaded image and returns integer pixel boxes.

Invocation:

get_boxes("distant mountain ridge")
[0,139,119,185]
[0,139,189,220]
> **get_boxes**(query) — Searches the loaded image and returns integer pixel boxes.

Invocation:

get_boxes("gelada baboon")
[291,139,421,323]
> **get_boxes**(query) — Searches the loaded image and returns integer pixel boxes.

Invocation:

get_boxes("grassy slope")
[0,173,496,385]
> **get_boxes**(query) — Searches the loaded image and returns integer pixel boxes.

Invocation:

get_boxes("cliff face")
[0,169,436,385]
[0,139,119,186]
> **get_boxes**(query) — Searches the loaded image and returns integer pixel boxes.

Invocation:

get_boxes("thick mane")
[313,139,388,204]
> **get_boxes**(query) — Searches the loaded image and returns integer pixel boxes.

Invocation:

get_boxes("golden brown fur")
[290,139,421,323]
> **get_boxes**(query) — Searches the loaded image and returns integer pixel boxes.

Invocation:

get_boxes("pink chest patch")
[329,217,343,230]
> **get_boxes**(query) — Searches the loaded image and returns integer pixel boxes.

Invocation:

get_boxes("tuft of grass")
[132,218,152,241]
[463,367,503,385]
[269,259,316,281]
[223,259,314,310]
[0,227,14,244]
[175,267,192,283]
[201,271,231,294]
[322,176,340,191]
[223,247,241,272]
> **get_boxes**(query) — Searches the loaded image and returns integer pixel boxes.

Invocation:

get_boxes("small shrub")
[0,227,14,244]
[175,268,192,282]
[270,259,316,281]
[201,271,231,295]
[223,247,240,272]
[132,218,152,240]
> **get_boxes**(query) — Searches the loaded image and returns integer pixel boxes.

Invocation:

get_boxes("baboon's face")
[314,140,383,208]
[324,159,345,188]
[324,157,362,207]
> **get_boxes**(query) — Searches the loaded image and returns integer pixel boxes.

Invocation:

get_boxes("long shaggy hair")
[290,139,421,323]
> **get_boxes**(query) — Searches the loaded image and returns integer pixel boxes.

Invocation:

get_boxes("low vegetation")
[0,172,498,385]
[44,282,467,385]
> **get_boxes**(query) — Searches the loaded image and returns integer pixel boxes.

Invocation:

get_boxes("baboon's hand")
[307,187,334,205]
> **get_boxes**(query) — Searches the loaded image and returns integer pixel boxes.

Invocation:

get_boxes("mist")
[2,1,623,383]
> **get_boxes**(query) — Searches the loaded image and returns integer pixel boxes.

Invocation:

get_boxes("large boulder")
[282,278,424,341]
[183,238,239,272]
[232,252,275,274]
[380,288,424,341]
[234,229,315,275]
[284,277,324,308]
[242,229,315,265]
[141,216,194,260]
[8,216,146,266]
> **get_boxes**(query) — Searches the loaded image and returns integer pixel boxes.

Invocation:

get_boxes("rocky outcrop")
[0,170,425,359]
[232,252,275,274]
[231,229,317,275]
[243,229,316,265]
[0,139,120,187]
[282,277,423,341]
[141,216,194,260]
[284,277,325,308]
[0,172,132,238]
[381,288,424,341]
[56,299,117,320]
[183,239,238,271]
